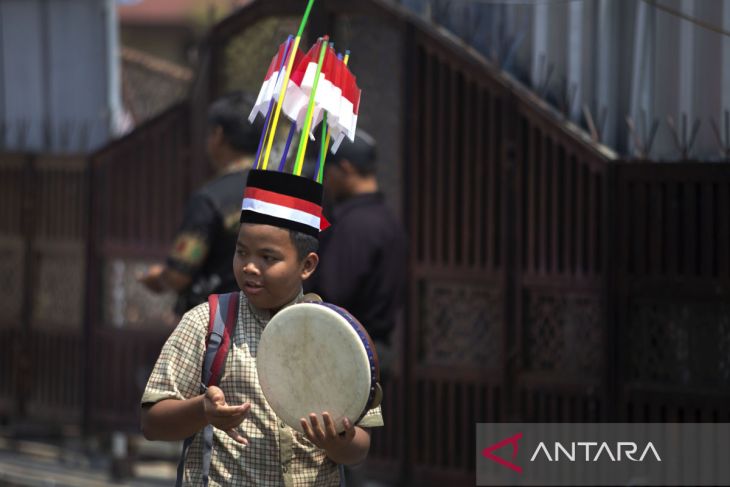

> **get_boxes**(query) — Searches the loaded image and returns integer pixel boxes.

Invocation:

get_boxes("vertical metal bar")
[412,48,424,263]
[423,51,434,266]
[448,67,458,268]
[649,180,663,276]
[435,58,446,265]
[537,130,550,274]
[552,142,560,274]
[567,155,577,274]
[575,158,586,274]
[446,381,456,468]
[457,382,466,470]
[638,180,649,276]
[474,89,485,269]
[684,180,697,276]
[422,379,432,466]
[588,166,598,276]
[666,181,678,276]
[526,125,536,274]
[461,81,472,268]
[718,183,729,278]
[486,96,500,272]
[701,181,714,278]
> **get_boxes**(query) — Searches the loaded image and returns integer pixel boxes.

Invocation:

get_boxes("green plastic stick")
[293,38,329,176]
[297,0,316,38]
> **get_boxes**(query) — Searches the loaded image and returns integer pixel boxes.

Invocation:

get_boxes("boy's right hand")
[203,385,251,445]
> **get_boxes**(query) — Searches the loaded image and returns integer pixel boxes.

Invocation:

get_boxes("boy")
[141,169,383,486]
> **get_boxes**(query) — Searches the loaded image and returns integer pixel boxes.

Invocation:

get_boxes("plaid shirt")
[142,291,383,486]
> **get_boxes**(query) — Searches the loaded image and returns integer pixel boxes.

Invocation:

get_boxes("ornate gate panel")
[405,30,511,484]
[615,164,730,422]
[512,109,611,422]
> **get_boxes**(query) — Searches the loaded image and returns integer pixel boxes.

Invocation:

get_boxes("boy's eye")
[263,255,278,263]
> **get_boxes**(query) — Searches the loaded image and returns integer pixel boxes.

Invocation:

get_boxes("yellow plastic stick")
[260,36,302,170]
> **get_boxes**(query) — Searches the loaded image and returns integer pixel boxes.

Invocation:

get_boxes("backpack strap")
[176,292,240,487]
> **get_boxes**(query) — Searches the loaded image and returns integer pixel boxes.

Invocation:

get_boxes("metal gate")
[0,153,87,427]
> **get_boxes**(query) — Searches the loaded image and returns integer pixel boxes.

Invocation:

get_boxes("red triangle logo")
[481,432,523,474]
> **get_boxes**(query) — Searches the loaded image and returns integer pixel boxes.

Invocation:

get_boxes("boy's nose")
[242,261,260,275]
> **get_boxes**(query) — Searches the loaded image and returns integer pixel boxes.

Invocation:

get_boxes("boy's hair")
[288,229,319,260]
[208,92,262,154]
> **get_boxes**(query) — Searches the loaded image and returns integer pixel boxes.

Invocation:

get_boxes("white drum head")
[257,303,373,433]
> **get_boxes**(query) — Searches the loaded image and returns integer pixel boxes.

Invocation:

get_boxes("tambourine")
[256,295,382,433]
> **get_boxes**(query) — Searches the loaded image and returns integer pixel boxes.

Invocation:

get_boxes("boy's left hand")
[300,412,355,450]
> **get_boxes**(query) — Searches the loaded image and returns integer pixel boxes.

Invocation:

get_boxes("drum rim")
[257,302,378,431]
[313,302,380,425]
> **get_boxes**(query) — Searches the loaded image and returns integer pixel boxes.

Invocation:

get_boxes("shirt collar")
[246,288,304,325]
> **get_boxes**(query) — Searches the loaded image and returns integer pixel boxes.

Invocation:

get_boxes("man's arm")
[139,192,218,294]
[138,264,193,293]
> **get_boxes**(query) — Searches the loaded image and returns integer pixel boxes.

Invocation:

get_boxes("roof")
[121,47,193,124]
[118,0,252,27]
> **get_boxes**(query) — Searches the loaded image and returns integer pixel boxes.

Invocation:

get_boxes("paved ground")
[0,436,176,487]
[0,436,393,486]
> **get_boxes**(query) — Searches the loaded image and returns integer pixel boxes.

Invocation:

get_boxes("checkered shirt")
[142,291,383,486]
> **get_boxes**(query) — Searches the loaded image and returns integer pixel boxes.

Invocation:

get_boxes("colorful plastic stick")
[253,36,293,170]
[315,51,349,183]
[260,0,316,170]
[293,38,329,176]
[278,121,298,172]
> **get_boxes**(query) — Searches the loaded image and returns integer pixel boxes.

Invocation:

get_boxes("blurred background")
[1,0,730,485]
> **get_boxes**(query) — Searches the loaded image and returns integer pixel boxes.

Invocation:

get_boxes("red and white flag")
[248,39,304,123]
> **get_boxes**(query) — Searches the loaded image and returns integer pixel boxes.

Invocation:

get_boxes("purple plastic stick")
[278,122,298,172]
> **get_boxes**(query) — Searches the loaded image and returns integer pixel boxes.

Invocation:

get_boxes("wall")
[0,0,123,153]
[399,0,730,161]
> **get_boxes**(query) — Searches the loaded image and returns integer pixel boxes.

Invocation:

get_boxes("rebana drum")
[256,300,381,433]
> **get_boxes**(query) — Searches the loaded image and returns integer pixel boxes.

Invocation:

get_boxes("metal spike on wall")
[667,113,701,160]
[709,110,730,160]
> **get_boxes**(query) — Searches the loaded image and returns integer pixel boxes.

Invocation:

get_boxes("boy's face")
[233,223,318,311]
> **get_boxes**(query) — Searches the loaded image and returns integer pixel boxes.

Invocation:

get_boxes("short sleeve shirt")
[142,292,383,486]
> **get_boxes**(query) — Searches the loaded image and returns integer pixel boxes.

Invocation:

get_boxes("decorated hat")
[239,0,361,238]
[240,169,325,238]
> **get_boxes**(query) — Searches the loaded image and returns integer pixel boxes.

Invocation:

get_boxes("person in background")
[306,131,408,381]
[138,92,262,315]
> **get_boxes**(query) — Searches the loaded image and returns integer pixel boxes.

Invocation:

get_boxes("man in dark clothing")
[306,131,407,379]
[139,92,262,315]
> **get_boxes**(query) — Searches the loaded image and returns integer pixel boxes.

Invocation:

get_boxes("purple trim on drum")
[314,302,380,425]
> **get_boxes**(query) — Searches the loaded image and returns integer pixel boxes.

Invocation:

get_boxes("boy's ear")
[300,252,319,280]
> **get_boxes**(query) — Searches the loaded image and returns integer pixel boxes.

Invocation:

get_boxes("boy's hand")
[203,385,251,445]
[300,412,355,451]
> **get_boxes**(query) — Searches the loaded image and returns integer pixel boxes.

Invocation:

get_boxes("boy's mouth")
[243,280,264,295]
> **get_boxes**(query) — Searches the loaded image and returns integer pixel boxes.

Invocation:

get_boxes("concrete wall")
[399,0,730,160]
[0,0,123,153]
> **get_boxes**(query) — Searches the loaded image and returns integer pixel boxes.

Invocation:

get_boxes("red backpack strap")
[177,292,241,487]
[202,292,240,387]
